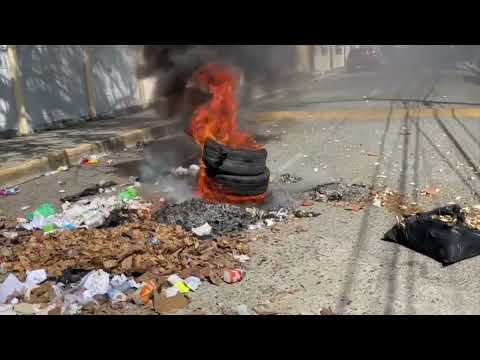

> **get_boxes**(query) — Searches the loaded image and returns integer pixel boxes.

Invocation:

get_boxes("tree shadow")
[92,46,141,117]
[18,45,88,131]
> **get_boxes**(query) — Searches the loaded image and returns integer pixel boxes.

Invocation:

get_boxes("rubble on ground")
[280,173,303,184]
[155,198,262,236]
[1,221,249,278]
[308,183,370,203]
[372,188,422,216]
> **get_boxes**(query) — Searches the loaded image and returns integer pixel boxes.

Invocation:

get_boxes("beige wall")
[314,45,351,73]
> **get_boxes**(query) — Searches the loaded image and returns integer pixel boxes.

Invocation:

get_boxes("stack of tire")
[202,139,270,196]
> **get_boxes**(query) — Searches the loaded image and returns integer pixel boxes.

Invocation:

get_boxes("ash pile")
[154,198,290,237]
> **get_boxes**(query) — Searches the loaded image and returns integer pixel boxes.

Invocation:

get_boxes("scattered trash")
[0,274,25,304]
[26,203,56,222]
[280,174,303,184]
[248,223,264,231]
[153,292,190,314]
[223,269,246,284]
[373,189,421,216]
[61,181,117,203]
[384,205,480,266]
[293,209,321,218]
[81,155,100,166]
[308,183,370,203]
[25,269,47,288]
[156,199,261,237]
[265,219,275,227]
[0,186,20,197]
[21,206,30,211]
[233,254,250,263]
[191,223,212,237]
[107,289,128,303]
[139,280,157,304]
[45,166,68,176]
[81,270,110,299]
[185,277,201,291]
[119,187,139,202]
[163,286,179,298]
[367,152,377,157]
[420,186,441,198]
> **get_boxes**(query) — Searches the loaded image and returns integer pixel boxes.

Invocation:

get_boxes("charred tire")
[203,139,267,176]
[209,168,270,196]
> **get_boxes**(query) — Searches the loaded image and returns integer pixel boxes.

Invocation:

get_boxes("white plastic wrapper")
[192,223,212,237]
[0,274,25,304]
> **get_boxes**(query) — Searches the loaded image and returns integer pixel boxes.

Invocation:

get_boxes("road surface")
[3,64,480,315]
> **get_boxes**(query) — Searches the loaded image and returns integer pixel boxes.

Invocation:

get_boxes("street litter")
[185,276,201,291]
[0,186,20,197]
[21,206,30,211]
[372,189,421,216]
[155,199,261,237]
[233,254,250,263]
[61,181,118,203]
[0,274,25,304]
[80,155,100,165]
[153,292,190,314]
[293,209,321,218]
[223,269,246,284]
[308,182,370,203]
[384,204,480,266]
[44,166,68,177]
[191,223,212,237]
[280,173,303,184]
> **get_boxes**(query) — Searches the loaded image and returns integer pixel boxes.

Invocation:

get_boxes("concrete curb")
[0,121,182,188]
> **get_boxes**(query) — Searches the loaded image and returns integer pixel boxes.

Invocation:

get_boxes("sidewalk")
[0,110,182,187]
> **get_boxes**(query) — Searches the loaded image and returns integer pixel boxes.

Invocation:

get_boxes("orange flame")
[190,63,266,204]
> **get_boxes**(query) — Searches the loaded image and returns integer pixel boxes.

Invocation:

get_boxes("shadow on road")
[336,103,394,313]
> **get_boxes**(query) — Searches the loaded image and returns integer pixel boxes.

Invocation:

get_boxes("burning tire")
[203,139,267,176]
[207,168,270,196]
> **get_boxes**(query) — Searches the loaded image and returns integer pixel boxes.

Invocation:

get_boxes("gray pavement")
[3,65,480,314]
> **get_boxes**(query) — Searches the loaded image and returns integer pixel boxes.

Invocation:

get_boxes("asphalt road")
[3,65,480,314]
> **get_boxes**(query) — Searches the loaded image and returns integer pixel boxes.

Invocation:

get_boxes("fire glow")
[190,63,266,204]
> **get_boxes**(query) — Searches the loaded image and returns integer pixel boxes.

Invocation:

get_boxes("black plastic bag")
[383,205,480,266]
[61,181,117,203]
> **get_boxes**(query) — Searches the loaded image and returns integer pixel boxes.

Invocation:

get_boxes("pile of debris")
[2,221,248,278]
[156,199,268,236]
[307,183,371,203]
[280,173,303,184]
[0,220,250,315]
[372,188,422,216]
